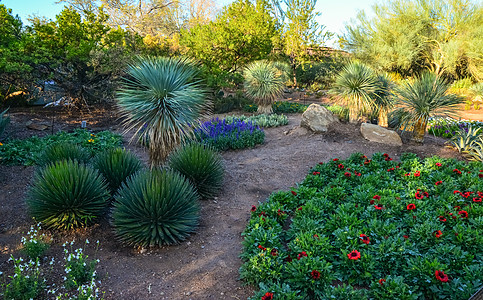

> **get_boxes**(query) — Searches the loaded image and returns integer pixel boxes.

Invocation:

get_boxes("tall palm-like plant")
[373,73,395,127]
[392,72,463,143]
[244,61,288,114]
[117,56,210,166]
[331,62,379,123]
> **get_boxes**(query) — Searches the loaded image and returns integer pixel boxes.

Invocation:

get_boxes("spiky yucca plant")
[93,148,143,194]
[373,73,395,127]
[168,143,224,199]
[331,62,379,123]
[244,61,288,114]
[393,72,464,143]
[112,169,200,247]
[37,143,90,167]
[27,160,110,230]
[117,56,210,166]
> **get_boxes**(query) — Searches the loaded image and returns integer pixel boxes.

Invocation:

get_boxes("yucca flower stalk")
[116,56,210,167]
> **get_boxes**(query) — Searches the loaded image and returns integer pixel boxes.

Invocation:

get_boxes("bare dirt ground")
[0,103,470,299]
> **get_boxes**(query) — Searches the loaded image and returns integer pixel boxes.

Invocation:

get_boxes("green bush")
[0,129,122,165]
[325,104,349,122]
[27,160,110,230]
[243,101,309,114]
[112,169,200,246]
[36,143,91,167]
[93,148,143,194]
[168,143,224,200]
[224,114,288,128]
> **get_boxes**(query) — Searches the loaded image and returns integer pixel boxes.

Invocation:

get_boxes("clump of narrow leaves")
[37,143,90,167]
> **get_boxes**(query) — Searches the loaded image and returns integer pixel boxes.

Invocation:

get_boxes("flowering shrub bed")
[224,114,288,128]
[241,152,483,299]
[428,118,483,138]
[0,129,122,165]
[195,117,264,151]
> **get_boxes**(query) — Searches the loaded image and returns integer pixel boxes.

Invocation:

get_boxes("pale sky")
[1,0,377,45]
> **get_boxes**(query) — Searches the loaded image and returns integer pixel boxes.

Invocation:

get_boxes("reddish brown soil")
[0,104,465,299]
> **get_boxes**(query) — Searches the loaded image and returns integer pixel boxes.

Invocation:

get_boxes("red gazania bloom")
[479,191,483,197]
[385,157,392,161]
[415,192,424,199]
[374,204,384,210]
[407,203,416,210]
[360,234,370,244]
[458,210,468,218]
[362,155,367,159]
[311,270,321,280]
[355,171,362,176]
[434,230,443,238]
[403,235,409,239]
[319,162,324,165]
[277,209,285,216]
[333,158,339,161]
[438,216,447,222]
[373,195,381,200]
[291,191,297,196]
[423,192,429,198]
[453,190,462,195]
[435,180,443,186]
[383,153,389,157]
[271,249,278,256]
[479,173,483,178]
[364,160,371,165]
[387,168,395,172]
[338,164,345,169]
[297,206,303,211]
[347,250,361,260]
[297,251,308,260]
[370,200,375,204]
[454,205,461,210]
[261,292,274,300]
[258,245,267,251]
[259,211,267,217]
[462,192,471,198]
[344,172,351,177]
[251,205,257,212]
[414,171,421,177]
[473,197,482,203]
[453,169,462,175]
[313,234,319,238]
[436,162,442,167]
[435,270,449,283]
[312,171,320,175]
[378,278,386,285]
[396,165,400,168]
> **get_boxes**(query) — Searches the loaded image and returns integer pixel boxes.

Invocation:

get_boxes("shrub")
[428,119,483,139]
[27,160,110,230]
[243,101,309,114]
[241,153,483,298]
[168,143,224,200]
[325,104,349,122]
[37,143,91,167]
[21,224,50,259]
[195,118,265,151]
[224,114,288,128]
[93,148,143,194]
[112,169,200,247]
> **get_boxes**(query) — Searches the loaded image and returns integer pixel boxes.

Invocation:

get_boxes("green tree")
[344,0,483,80]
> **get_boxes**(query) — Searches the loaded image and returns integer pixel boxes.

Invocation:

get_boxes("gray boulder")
[360,123,402,146]
[300,104,338,132]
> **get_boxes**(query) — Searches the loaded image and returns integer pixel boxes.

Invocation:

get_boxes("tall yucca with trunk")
[244,61,288,114]
[373,73,395,127]
[393,72,463,143]
[331,62,379,123]
[117,56,210,167]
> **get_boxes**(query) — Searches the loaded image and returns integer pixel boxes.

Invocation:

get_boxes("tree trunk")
[378,110,388,127]
[412,119,427,143]
[349,107,358,123]
[257,104,273,115]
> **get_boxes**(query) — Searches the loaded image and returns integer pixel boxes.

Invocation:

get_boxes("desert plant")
[392,72,464,143]
[116,56,210,166]
[244,61,288,114]
[27,160,110,230]
[464,135,483,162]
[93,148,143,194]
[373,73,395,127]
[0,108,10,139]
[448,126,482,152]
[168,143,224,199]
[36,143,91,167]
[470,82,483,110]
[331,62,379,123]
[112,169,200,247]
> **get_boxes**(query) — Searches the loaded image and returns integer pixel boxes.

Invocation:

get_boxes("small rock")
[300,104,338,132]
[360,123,403,146]
[26,121,49,131]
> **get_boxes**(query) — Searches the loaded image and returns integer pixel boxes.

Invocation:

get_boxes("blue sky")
[2,0,376,41]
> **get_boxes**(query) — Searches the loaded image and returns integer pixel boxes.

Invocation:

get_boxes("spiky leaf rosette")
[27,160,110,230]
[168,143,224,199]
[37,143,90,167]
[93,148,143,195]
[116,56,210,166]
[112,169,200,247]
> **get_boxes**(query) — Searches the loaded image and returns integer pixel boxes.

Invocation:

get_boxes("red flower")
[374,204,384,210]
[383,153,389,157]
[364,160,371,165]
[311,270,321,280]
[479,173,483,178]
[261,292,274,300]
[403,235,409,239]
[258,245,267,251]
[462,192,471,198]
[285,254,292,262]
[435,270,449,283]
[333,158,339,161]
[405,173,411,176]
[414,171,421,177]
[458,210,468,218]
[344,172,351,177]
[373,195,381,200]
[378,278,386,285]
[251,205,257,212]
[355,171,362,176]
[297,206,303,211]
[291,191,297,196]
[387,167,395,172]
[473,197,482,203]
[454,205,461,210]
[438,216,447,222]
[347,250,361,260]
[370,200,375,205]
[319,162,324,165]
[338,164,345,169]
[312,171,320,175]
[436,163,442,167]
[297,251,307,260]
[434,230,443,238]
[435,180,443,186]
[453,169,462,175]
[385,157,392,161]
[313,234,319,238]
[259,211,267,217]
[423,192,429,198]
[407,203,416,210]
[479,191,483,197]
[360,234,370,244]
[415,192,423,199]
[270,249,278,256]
